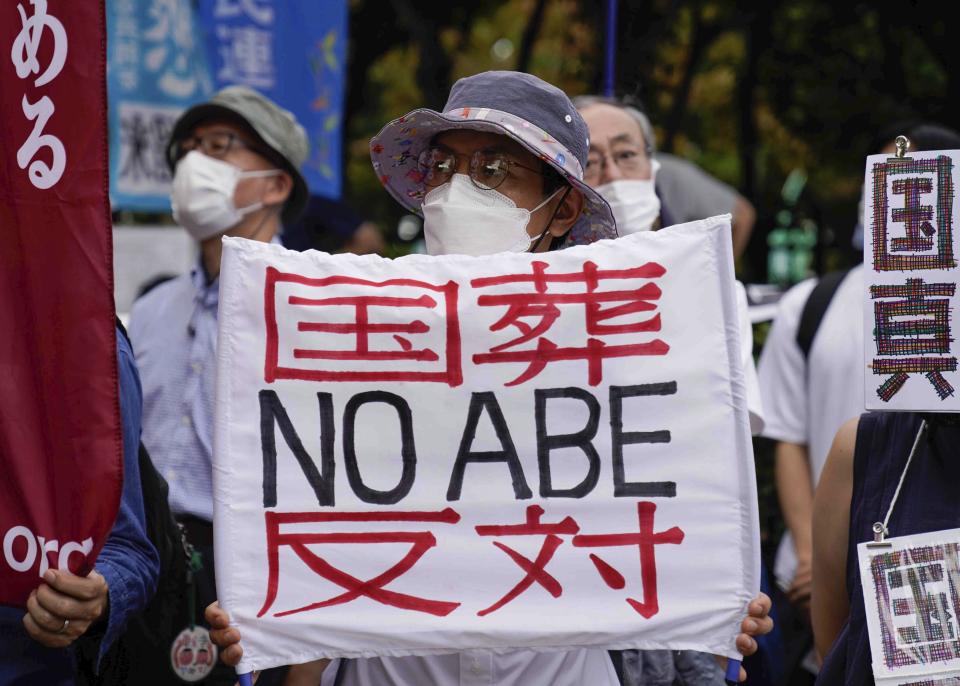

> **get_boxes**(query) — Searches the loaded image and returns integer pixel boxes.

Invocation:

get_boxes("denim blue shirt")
[0,327,160,684]
[128,265,219,521]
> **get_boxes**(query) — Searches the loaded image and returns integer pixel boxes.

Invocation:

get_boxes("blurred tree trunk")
[661,1,722,152]
[343,1,403,193]
[611,0,677,105]
[389,0,455,110]
[344,4,401,116]
[877,7,908,112]
[736,3,775,202]
[515,0,549,73]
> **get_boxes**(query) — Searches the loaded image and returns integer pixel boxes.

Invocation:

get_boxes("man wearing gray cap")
[206,71,772,686]
[128,86,308,683]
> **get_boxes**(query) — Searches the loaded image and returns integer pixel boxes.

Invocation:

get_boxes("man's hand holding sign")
[205,71,770,684]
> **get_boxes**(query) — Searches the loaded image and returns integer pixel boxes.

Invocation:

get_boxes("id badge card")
[858,528,960,685]
[171,626,219,682]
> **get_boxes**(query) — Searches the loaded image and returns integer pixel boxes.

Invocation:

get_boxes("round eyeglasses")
[417,147,545,191]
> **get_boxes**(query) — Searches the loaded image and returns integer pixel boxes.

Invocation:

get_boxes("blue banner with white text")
[107,0,214,211]
[106,0,346,212]
[197,0,347,200]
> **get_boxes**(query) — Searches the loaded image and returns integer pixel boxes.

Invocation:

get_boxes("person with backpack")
[756,122,960,681]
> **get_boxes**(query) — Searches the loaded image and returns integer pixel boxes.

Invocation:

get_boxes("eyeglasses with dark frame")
[175,130,265,162]
[584,147,649,181]
[417,146,547,191]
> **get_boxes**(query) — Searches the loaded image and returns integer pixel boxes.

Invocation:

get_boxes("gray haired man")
[574,95,756,258]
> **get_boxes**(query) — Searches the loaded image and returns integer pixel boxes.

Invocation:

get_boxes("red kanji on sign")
[264,267,462,385]
[572,501,684,618]
[471,261,669,386]
[258,509,462,618]
[474,505,580,616]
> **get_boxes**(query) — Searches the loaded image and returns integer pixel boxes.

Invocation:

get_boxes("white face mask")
[421,174,560,256]
[595,159,661,235]
[171,150,280,241]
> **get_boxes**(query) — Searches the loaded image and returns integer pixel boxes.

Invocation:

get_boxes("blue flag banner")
[106,0,347,212]
[107,0,214,211]
[197,0,347,200]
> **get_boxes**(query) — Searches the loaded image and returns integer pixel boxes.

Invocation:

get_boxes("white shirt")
[320,649,619,686]
[757,264,865,584]
[129,265,219,521]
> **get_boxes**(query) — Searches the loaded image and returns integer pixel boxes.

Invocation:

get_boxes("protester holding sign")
[128,85,309,684]
[812,142,960,684]
[759,124,960,681]
[812,144,960,684]
[205,70,773,685]
[813,408,960,684]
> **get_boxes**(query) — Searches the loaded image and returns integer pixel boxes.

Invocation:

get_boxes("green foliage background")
[344,0,958,282]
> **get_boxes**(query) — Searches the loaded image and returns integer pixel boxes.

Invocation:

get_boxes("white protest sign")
[213,216,759,672]
[864,149,960,410]
[859,528,960,685]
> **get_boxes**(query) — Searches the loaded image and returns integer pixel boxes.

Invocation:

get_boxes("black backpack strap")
[607,650,626,684]
[796,268,852,359]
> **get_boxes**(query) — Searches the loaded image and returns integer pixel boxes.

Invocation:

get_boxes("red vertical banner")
[0,1,121,606]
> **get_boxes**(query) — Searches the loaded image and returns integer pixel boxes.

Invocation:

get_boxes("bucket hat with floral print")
[370,71,617,246]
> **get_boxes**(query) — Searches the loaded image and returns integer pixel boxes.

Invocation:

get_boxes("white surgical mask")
[171,150,280,241]
[422,174,560,256]
[596,159,661,235]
